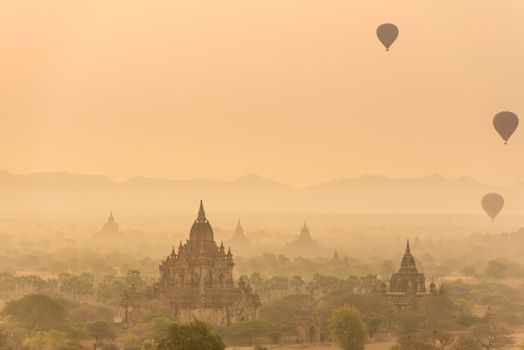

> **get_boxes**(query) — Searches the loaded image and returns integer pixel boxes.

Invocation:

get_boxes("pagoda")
[155,201,260,325]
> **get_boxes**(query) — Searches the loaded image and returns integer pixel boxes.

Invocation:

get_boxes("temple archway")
[308,325,318,344]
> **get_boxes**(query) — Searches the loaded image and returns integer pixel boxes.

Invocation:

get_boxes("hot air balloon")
[481,193,504,221]
[493,111,519,144]
[377,23,399,51]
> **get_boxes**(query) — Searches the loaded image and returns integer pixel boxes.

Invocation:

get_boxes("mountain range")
[0,171,522,214]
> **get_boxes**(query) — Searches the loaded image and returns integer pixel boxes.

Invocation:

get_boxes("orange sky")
[1,1,524,187]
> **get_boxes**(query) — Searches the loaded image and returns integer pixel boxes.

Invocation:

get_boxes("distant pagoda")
[227,219,251,251]
[99,212,120,236]
[329,250,341,264]
[284,222,320,256]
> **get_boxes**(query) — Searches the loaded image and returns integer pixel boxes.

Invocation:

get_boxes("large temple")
[384,240,437,309]
[388,240,427,294]
[123,201,260,326]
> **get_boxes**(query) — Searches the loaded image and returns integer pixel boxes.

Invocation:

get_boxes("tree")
[102,344,119,350]
[397,330,453,350]
[471,321,514,350]
[21,330,84,350]
[460,266,477,277]
[0,328,12,350]
[87,321,116,345]
[77,273,95,301]
[485,260,508,279]
[360,275,380,293]
[289,276,305,294]
[68,303,114,325]
[452,334,482,350]
[259,295,307,326]
[418,295,456,328]
[455,298,478,327]
[126,270,143,289]
[0,273,16,300]
[329,305,367,350]
[157,320,225,350]
[267,276,288,299]
[247,273,265,293]
[227,320,277,345]
[2,294,66,335]
[393,310,423,334]
[96,274,127,302]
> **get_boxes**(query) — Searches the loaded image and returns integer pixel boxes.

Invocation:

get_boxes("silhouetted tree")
[87,321,116,346]
[484,260,508,279]
[329,305,367,350]
[2,294,66,336]
[158,321,225,350]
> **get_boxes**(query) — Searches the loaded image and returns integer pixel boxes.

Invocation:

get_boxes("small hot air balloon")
[481,193,504,221]
[493,111,519,144]
[377,23,399,51]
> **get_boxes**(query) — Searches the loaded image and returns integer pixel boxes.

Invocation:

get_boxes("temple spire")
[197,200,206,222]
[406,239,411,253]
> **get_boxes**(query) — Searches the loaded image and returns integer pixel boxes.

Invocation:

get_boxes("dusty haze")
[2,3,524,350]
[1,1,524,187]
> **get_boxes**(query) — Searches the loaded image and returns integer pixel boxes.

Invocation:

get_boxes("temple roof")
[299,222,311,239]
[100,211,119,235]
[189,200,214,241]
[399,239,418,272]
[233,220,244,237]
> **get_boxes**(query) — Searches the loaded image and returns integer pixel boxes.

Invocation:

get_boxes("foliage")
[392,311,423,334]
[417,295,456,328]
[223,320,279,345]
[20,330,84,350]
[127,316,173,345]
[259,295,306,326]
[470,321,514,350]
[396,330,454,350]
[2,294,66,335]
[317,291,389,327]
[58,273,94,301]
[68,303,114,325]
[157,320,225,350]
[102,344,120,350]
[86,320,116,343]
[484,260,508,279]
[451,334,482,350]
[329,305,367,350]
[460,266,477,277]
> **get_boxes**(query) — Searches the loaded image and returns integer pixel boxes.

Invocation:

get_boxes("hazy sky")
[1,1,524,187]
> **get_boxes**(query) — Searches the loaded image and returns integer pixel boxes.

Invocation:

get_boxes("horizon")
[2,168,523,189]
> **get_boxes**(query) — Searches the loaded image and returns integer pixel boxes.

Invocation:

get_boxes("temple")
[388,240,426,294]
[153,201,260,325]
[227,219,251,253]
[384,240,437,309]
[98,212,120,236]
[284,222,321,257]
